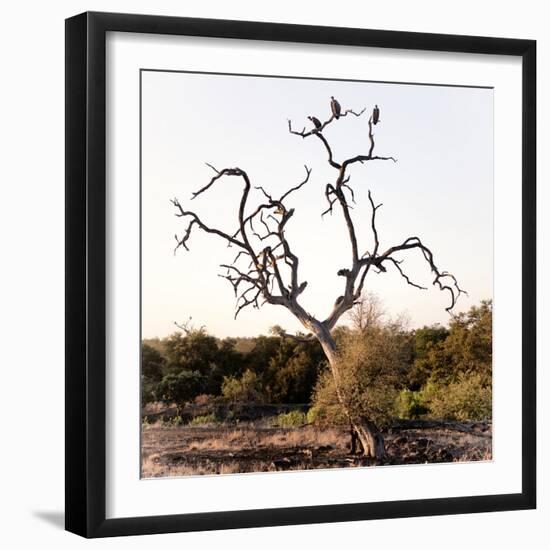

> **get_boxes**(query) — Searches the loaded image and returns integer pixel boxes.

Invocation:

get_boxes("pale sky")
[141,70,493,339]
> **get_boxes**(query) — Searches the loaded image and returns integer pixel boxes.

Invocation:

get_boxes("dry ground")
[141,420,492,478]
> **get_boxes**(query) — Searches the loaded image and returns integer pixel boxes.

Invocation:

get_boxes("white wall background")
[0,1,546,548]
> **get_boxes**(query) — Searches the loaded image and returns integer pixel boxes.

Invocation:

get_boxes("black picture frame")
[65,11,536,538]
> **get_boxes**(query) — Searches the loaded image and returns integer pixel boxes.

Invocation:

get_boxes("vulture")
[330,96,341,119]
[308,115,322,130]
[372,105,380,125]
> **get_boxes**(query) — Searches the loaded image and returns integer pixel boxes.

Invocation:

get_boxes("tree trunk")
[350,419,385,459]
[313,324,385,461]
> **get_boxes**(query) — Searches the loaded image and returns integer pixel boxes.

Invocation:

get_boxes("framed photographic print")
[65,11,536,538]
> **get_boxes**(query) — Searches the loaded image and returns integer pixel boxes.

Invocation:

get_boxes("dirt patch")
[141,421,492,478]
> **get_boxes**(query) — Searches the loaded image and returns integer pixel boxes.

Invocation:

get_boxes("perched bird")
[308,115,322,130]
[330,96,341,119]
[372,105,380,125]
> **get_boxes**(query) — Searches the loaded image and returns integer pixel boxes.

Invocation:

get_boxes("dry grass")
[142,453,213,478]
[141,420,492,478]
[170,425,347,451]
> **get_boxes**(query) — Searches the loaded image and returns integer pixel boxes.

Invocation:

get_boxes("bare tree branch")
[173,164,314,318]
[174,99,463,329]
[171,198,246,253]
[287,103,462,329]
[386,257,427,290]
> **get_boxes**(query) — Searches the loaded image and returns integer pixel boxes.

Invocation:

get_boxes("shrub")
[157,370,204,407]
[306,403,347,427]
[308,369,349,427]
[394,388,429,419]
[306,405,321,425]
[141,377,159,405]
[422,373,492,421]
[158,415,183,426]
[221,370,263,403]
[189,413,218,425]
[311,320,410,429]
[141,343,166,382]
[170,415,183,426]
[272,411,307,428]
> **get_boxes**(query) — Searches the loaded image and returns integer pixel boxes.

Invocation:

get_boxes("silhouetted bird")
[330,96,341,119]
[373,105,380,125]
[308,116,322,130]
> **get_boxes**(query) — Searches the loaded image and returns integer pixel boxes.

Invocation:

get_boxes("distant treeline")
[142,300,492,422]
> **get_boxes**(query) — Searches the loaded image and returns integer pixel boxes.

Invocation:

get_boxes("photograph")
[0,1,542,545]
[140,70,494,478]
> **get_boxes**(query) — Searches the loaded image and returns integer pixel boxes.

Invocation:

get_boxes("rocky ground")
[141,419,492,478]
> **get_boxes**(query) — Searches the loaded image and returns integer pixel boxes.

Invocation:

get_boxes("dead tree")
[172,100,465,460]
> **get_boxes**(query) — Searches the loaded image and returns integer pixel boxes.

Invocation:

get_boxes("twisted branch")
[287,103,463,329]
[173,164,312,319]
[174,100,464,334]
